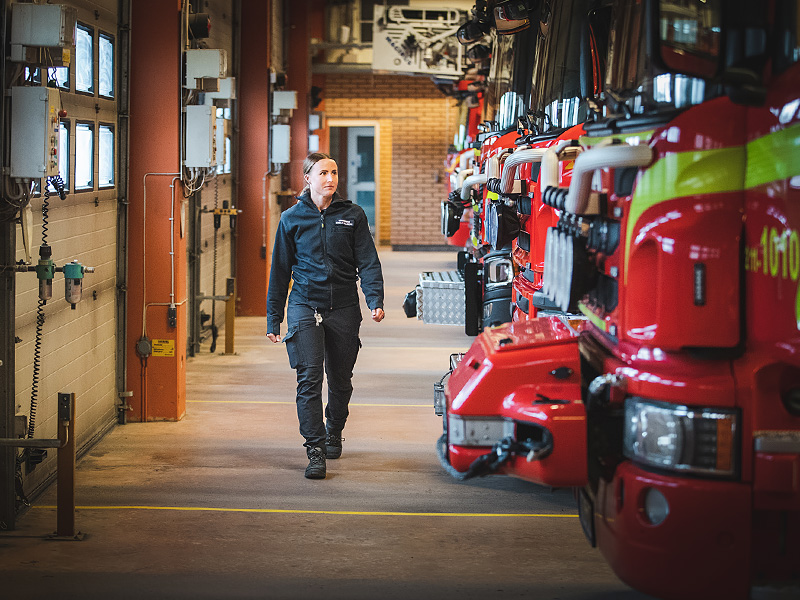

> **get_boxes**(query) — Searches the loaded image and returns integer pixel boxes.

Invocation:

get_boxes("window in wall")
[224,136,231,173]
[215,108,233,174]
[98,124,114,188]
[26,67,69,89]
[76,24,94,94]
[47,67,69,90]
[58,120,69,190]
[75,122,94,189]
[99,32,114,98]
[24,67,41,84]
[360,0,376,42]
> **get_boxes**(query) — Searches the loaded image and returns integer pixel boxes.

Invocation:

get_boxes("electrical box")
[10,86,61,179]
[272,91,297,116]
[203,77,237,101]
[185,105,217,168]
[309,112,324,131]
[10,3,77,64]
[271,124,291,164]
[185,49,228,90]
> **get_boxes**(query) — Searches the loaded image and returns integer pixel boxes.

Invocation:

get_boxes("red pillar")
[286,0,320,192]
[235,0,272,316]
[127,1,185,421]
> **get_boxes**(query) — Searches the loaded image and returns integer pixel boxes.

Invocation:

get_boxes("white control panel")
[10,86,61,179]
[10,3,77,64]
[185,49,228,90]
[185,104,217,168]
[271,124,291,164]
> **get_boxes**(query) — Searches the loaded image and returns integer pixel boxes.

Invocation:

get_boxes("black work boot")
[305,446,326,479]
[326,431,344,459]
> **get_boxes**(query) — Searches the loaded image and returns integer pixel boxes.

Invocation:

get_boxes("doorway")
[329,124,377,235]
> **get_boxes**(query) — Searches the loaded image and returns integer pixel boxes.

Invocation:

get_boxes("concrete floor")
[0,250,655,600]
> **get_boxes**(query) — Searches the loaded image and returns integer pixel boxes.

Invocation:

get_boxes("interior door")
[346,126,376,234]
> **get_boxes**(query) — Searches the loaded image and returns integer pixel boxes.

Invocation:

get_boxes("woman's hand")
[267,332,281,343]
[371,308,385,323]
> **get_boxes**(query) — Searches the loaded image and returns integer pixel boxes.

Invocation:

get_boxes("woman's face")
[305,158,338,198]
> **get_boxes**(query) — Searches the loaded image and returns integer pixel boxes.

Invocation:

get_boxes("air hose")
[17,175,67,499]
[27,194,47,440]
[436,434,508,481]
[436,432,554,481]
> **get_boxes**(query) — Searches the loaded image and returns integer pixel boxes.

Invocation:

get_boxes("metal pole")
[0,0,16,532]
[0,223,15,532]
[116,0,132,421]
[56,392,76,538]
[225,278,236,354]
[0,392,81,539]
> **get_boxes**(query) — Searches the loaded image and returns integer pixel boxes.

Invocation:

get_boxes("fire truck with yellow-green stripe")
[438,1,800,598]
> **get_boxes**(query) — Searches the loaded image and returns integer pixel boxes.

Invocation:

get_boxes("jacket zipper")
[320,210,333,309]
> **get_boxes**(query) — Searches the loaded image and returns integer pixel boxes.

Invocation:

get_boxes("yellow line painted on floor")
[34,505,579,518]
[364,347,469,352]
[187,400,430,407]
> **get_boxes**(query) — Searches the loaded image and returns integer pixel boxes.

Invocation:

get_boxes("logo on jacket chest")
[335,219,354,227]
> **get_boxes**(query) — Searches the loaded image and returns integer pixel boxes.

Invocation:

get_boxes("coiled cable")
[16,176,63,498]
[209,173,219,353]
[26,180,53,439]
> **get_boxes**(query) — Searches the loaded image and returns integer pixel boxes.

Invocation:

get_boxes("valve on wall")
[13,176,95,309]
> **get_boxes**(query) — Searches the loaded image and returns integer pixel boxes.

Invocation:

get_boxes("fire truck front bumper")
[441,389,587,487]
[588,460,752,600]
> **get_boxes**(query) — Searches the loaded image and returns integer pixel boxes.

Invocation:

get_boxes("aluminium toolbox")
[418,270,465,326]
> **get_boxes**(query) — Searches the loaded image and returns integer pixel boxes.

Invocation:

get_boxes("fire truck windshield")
[486,25,537,130]
[531,0,612,133]
[603,0,719,117]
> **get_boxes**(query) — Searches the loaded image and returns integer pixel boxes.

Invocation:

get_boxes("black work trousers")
[284,302,362,451]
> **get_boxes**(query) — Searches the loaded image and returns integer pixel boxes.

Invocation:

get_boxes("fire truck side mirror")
[648,0,724,80]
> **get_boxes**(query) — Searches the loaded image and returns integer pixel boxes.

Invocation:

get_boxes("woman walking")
[266,152,385,479]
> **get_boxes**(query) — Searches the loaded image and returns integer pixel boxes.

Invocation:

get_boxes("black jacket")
[266,190,384,335]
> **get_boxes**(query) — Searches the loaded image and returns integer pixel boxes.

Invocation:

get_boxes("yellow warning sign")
[151,339,175,357]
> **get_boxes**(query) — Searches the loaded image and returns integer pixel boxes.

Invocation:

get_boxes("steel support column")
[116,0,132,420]
[235,0,271,316]
[126,0,185,421]
[1,222,15,531]
[0,0,16,530]
[285,0,314,193]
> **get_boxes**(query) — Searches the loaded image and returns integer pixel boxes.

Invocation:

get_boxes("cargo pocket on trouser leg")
[282,328,302,369]
[284,316,327,447]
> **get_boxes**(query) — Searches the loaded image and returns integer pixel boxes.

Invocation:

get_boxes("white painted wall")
[13,0,120,496]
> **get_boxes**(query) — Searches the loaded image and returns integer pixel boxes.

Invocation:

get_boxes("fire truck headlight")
[448,414,514,446]
[485,256,514,289]
[623,398,738,477]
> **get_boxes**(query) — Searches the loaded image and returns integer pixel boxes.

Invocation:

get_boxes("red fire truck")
[437,0,605,486]
[433,8,540,334]
[438,1,800,598]
[443,81,483,248]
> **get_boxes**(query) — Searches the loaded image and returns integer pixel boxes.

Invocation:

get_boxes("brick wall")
[323,74,457,247]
